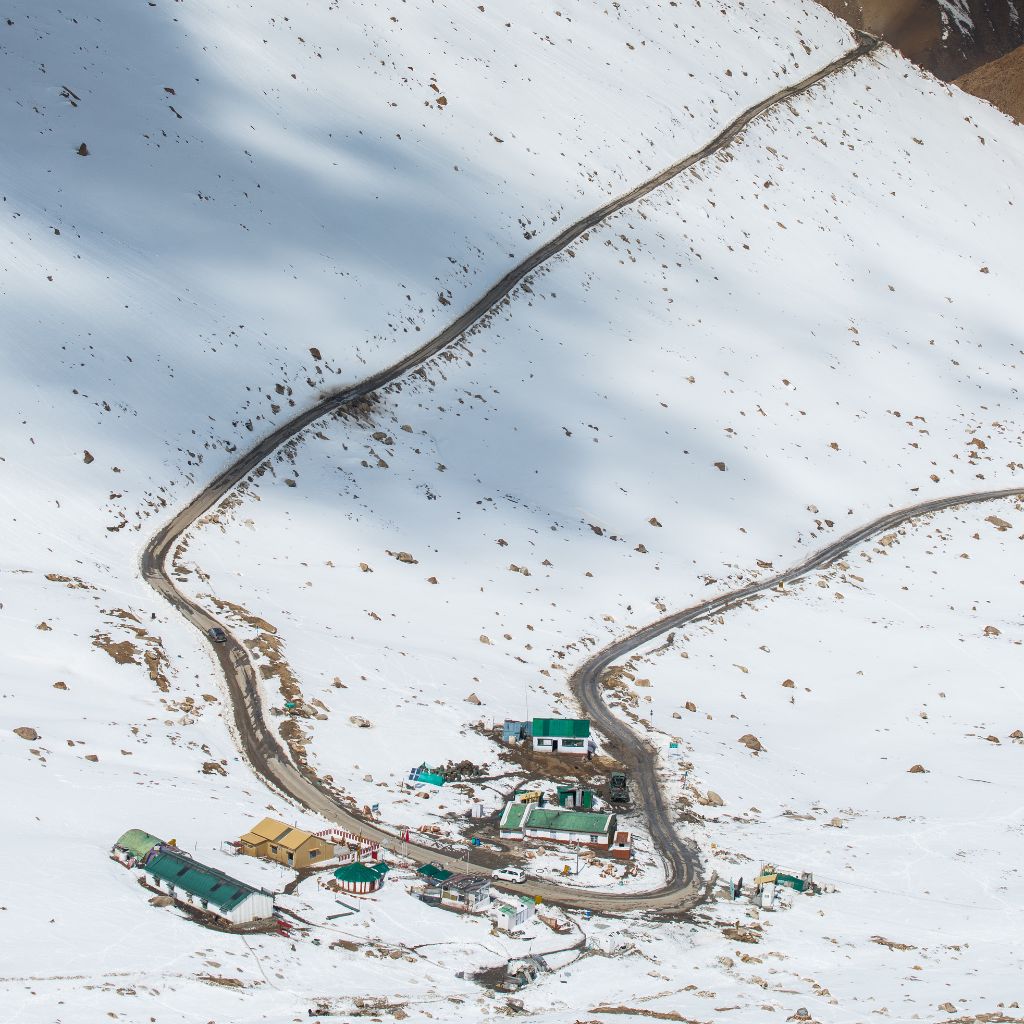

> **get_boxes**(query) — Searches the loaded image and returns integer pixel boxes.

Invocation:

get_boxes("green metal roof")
[115,829,163,861]
[417,863,454,881]
[369,861,390,877]
[532,717,590,738]
[499,802,529,832]
[147,850,260,912]
[522,807,612,835]
[334,862,385,884]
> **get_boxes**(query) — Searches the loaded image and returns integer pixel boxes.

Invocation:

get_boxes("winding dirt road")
[134,35,973,915]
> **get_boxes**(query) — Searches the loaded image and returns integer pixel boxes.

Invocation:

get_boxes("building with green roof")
[416,863,454,882]
[145,848,274,924]
[334,860,389,894]
[498,801,530,839]
[531,717,592,755]
[112,828,163,866]
[499,802,616,849]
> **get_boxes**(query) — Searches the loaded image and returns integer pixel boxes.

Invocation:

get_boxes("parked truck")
[608,771,629,804]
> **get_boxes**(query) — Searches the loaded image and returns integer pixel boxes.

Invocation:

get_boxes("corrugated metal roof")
[115,829,163,861]
[147,850,261,912]
[244,817,316,850]
[531,717,590,738]
[417,864,454,881]
[334,862,383,884]
[441,874,490,893]
[499,802,529,831]
[522,807,612,834]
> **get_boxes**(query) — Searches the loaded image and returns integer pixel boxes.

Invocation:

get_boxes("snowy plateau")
[1,1,1023,1023]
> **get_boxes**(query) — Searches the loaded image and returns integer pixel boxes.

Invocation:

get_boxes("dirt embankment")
[957,43,1024,121]
[816,0,1023,80]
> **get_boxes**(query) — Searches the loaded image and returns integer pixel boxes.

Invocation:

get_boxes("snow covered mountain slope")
[0,0,849,573]
[1,1,1022,1021]
[176,42,1024,828]
[603,497,1024,1021]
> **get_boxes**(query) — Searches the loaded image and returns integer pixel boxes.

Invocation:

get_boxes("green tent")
[114,828,163,862]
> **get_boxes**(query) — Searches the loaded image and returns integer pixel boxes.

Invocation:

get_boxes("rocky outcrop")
[816,0,1024,80]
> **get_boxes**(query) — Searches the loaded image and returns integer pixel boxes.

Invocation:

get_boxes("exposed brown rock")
[957,43,1024,122]
[816,0,1024,81]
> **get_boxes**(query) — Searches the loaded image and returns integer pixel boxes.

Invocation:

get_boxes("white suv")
[492,867,527,884]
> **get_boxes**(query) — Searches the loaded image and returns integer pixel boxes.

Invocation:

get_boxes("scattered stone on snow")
[738,733,764,753]
[14,727,39,741]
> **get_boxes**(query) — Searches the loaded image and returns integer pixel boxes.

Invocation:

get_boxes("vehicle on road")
[608,771,629,804]
[492,867,527,884]
[208,627,228,643]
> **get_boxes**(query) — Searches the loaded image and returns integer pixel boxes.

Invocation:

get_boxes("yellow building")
[238,817,334,868]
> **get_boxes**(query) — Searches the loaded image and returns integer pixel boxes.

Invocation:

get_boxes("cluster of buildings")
[498,789,632,859]
[415,864,536,933]
[112,828,276,926]
[112,816,389,926]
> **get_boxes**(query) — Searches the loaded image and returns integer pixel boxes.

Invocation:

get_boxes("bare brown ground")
[957,44,1024,122]
[816,0,1023,80]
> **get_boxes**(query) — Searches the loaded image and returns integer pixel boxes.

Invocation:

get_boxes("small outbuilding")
[531,718,591,755]
[502,719,532,743]
[494,895,536,932]
[333,861,389,894]
[416,863,454,884]
[439,874,492,913]
[556,785,594,810]
[609,828,633,860]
